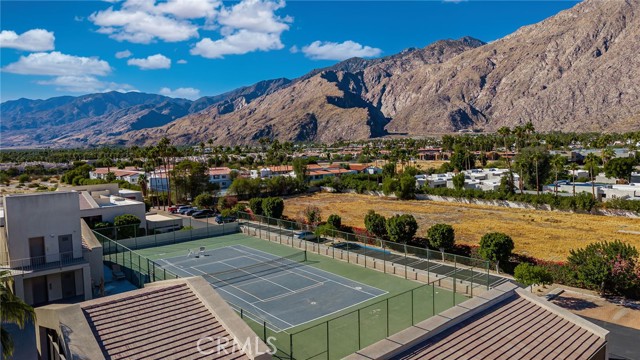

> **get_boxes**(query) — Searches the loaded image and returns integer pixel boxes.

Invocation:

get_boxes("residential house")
[208,167,233,189]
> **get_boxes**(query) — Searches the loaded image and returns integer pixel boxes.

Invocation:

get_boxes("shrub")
[427,224,455,256]
[567,240,640,297]
[18,174,30,183]
[218,196,238,210]
[386,214,418,243]
[326,214,342,229]
[113,214,141,239]
[302,205,322,225]
[364,210,387,239]
[479,232,514,273]
[514,263,554,289]
[249,198,264,215]
[193,193,216,209]
[452,173,465,191]
[262,197,285,219]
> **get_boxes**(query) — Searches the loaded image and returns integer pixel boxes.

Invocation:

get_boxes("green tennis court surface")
[133,233,468,359]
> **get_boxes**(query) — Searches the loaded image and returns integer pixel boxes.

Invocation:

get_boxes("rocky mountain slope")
[1,78,290,147]
[121,0,640,146]
[2,0,639,147]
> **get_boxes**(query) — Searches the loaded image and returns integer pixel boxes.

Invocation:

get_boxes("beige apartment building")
[1,191,103,306]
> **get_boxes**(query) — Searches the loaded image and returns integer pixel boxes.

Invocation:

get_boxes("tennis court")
[155,244,387,331]
[115,232,470,359]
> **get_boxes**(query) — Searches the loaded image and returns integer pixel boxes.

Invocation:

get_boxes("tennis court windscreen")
[205,250,307,286]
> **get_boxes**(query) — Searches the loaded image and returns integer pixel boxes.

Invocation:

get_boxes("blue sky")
[0,0,578,101]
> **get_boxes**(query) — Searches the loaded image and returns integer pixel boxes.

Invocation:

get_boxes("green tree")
[604,157,637,182]
[452,173,466,191]
[326,214,342,229]
[479,232,514,273]
[218,196,238,210]
[193,193,216,209]
[262,197,285,219]
[386,214,418,243]
[427,224,455,260]
[249,198,264,215]
[1,270,36,358]
[513,263,553,291]
[551,155,566,196]
[584,153,601,199]
[395,174,416,200]
[18,174,30,183]
[113,214,141,239]
[567,240,639,296]
[292,158,308,183]
[364,210,387,238]
[382,162,396,177]
[514,146,551,191]
[228,177,262,198]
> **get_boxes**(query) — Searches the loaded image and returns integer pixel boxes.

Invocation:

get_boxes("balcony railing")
[0,251,85,272]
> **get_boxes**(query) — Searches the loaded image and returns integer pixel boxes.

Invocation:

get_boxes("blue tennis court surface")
[157,245,387,331]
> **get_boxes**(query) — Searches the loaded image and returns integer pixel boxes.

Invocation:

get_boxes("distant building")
[64,184,147,229]
[208,167,232,189]
[90,167,144,184]
[415,168,519,192]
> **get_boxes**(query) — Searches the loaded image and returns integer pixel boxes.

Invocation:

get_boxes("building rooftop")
[35,277,270,360]
[346,283,608,360]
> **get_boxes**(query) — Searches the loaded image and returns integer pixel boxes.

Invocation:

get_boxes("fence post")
[263,321,267,342]
[357,309,361,349]
[326,321,330,359]
[386,298,390,337]
[432,283,436,316]
[487,262,490,290]
[404,243,408,279]
[411,288,415,325]
[290,333,293,360]
[470,263,474,297]
[453,257,457,306]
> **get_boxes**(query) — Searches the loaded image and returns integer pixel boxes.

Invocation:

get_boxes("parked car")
[294,231,317,240]
[168,204,186,214]
[184,208,199,216]
[192,209,216,219]
[214,215,236,224]
[177,206,196,215]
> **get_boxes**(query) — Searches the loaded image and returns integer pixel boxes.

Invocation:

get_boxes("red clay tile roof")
[268,165,293,172]
[209,167,232,176]
[81,283,249,360]
[395,296,606,360]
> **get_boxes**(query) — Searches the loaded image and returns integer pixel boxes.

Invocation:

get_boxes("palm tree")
[551,155,566,196]
[137,174,148,197]
[569,162,578,196]
[584,153,600,199]
[1,270,36,358]
[601,147,615,166]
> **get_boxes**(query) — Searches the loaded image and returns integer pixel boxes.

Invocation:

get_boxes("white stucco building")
[0,192,103,306]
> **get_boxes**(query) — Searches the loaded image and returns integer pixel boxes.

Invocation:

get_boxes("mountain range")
[2,0,639,148]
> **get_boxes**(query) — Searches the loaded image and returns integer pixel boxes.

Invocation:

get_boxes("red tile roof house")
[34,277,272,360]
[345,283,609,360]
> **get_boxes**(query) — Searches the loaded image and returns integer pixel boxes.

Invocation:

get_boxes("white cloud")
[2,51,111,76]
[302,40,382,61]
[191,29,283,59]
[38,75,134,93]
[89,0,221,44]
[177,59,188,64]
[217,0,290,34]
[115,50,132,58]
[127,54,171,69]
[0,29,55,51]
[159,87,200,99]
[289,45,298,53]
[191,0,291,58]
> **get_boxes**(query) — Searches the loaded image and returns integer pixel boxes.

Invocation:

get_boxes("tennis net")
[204,250,308,286]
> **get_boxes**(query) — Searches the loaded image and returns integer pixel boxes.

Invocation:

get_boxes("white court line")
[191,254,252,270]
[215,256,297,294]
[232,245,387,298]
[257,281,325,303]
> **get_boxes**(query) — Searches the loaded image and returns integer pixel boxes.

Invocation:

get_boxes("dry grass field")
[284,192,640,262]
